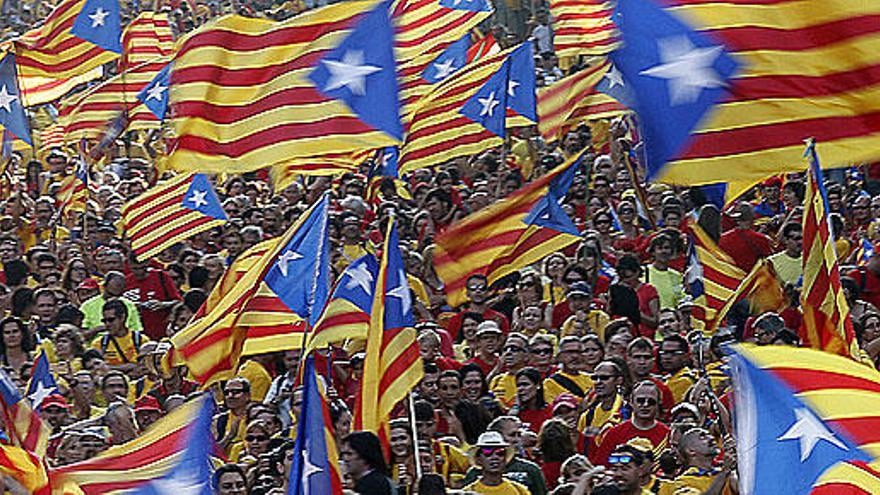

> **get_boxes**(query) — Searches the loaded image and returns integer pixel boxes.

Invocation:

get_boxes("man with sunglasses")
[489,333,530,410]
[463,432,531,495]
[446,274,510,342]
[661,427,737,495]
[577,360,624,456]
[543,336,593,403]
[594,381,670,467]
[603,444,652,495]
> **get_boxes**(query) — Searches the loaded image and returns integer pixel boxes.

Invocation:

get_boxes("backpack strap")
[549,373,586,397]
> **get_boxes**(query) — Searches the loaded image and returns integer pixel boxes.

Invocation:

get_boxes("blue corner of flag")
[137,63,171,120]
[439,0,491,12]
[0,54,32,146]
[697,182,727,209]
[384,222,415,329]
[460,59,510,137]
[507,41,537,122]
[308,0,402,141]
[264,196,331,326]
[596,63,636,109]
[422,35,471,84]
[610,0,739,180]
[373,146,400,178]
[71,0,122,53]
[290,356,338,495]
[182,174,227,221]
[729,347,873,495]
[685,239,704,297]
[335,254,379,313]
[524,194,580,236]
[27,352,58,411]
[0,369,21,407]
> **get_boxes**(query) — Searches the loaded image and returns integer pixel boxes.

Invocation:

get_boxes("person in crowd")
[463,431,531,494]
[342,431,395,495]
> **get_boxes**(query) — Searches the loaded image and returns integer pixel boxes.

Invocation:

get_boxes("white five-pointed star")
[28,381,54,409]
[381,152,394,167]
[387,269,411,315]
[606,64,625,90]
[433,58,457,80]
[0,85,18,113]
[301,448,323,495]
[345,262,374,294]
[639,36,725,105]
[146,83,167,101]
[322,50,382,96]
[276,250,303,277]
[478,90,499,117]
[89,7,109,27]
[187,189,208,209]
[151,469,207,495]
[507,79,519,97]
[777,408,848,462]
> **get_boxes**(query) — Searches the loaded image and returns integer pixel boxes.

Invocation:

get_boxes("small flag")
[422,35,472,84]
[25,351,58,411]
[0,54,32,146]
[307,254,379,351]
[0,369,50,456]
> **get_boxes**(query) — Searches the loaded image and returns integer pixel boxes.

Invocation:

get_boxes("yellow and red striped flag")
[55,159,89,217]
[196,237,280,318]
[710,258,787,332]
[38,124,65,151]
[17,69,103,107]
[434,150,587,307]
[685,222,746,329]
[548,0,620,59]
[119,11,174,71]
[269,153,360,193]
[121,173,227,262]
[801,140,860,360]
[536,60,628,143]
[0,445,50,495]
[13,0,120,79]
[355,219,422,437]
[0,369,50,457]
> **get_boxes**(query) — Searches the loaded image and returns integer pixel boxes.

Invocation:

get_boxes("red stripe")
[177,16,355,54]
[125,193,187,230]
[17,0,79,49]
[16,47,110,73]
[730,64,880,103]
[395,13,476,50]
[401,129,496,164]
[708,15,880,53]
[172,50,323,88]
[173,86,327,123]
[246,321,306,338]
[56,426,189,475]
[314,311,370,334]
[133,215,218,257]
[243,295,294,312]
[122,178,188,216]
[771,368,880,395]
[811,484,872,495]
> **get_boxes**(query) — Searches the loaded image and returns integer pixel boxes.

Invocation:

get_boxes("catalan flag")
[17,68,103,107]
[25,350,59,411]
[196,237,280,318]
[355,219,423,435]
[548,0,620,59]
[307,254,379,352]
[170,196,330,385]
[855,238,875,267]
[269,154,360,193]
[13,0,121,79]
[38,124,65,151]
[611,0,880,200]
[289,355,344,495]
[55,159,89,218]
[0,53,32,146]
[0,369,50,457]
[168,0,402,174]
[434,149,585,307]
[399,41,536,174]
[50,394,214,494]
[119,11,174,71]
[686,222,746,328]
[729,344,880,494]
[0,445,50,495]
[366,147,411,202]
[120,173,227,262]
[710,258,787,331]
[536,60,627,143]
[801,141,860,360]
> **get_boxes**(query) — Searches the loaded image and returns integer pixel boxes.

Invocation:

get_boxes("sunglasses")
[593,374,619,381]
[635,397,658,406]
[479,447,506,457]
[608,454,634,465]
[532,348,553,356]
[504,346,526,353]
[467,285,488,292]
[246,435,268,442]
[225,388,246,395]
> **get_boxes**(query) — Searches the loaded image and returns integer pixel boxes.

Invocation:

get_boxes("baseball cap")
[567,281,592,298]
[42,394,72,410]
[77,278,99,291]
[552,393,579,414]
[135,395,163,413]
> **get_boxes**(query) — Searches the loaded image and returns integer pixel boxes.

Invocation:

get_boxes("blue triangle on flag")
[506,41,537,122]
[460,60,510,137]
[0,54,32,146]
[71,0,123,53]
[181,174,227,221]
[439,0,492,12]
[422,35,471,84]
[138,63,171,120]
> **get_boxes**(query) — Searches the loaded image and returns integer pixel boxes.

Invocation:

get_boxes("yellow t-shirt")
[577,394,623,433]
[408,275,430,307]
[666,368,698,404]
[90,331,150,366]
[543,371,593,402]
[434,440,470,485]
[658,467,731,495]
[561,310,610,339]
[489,372,517,410]
[463,479,530,495]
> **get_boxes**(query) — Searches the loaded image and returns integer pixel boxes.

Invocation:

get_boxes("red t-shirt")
[847,267,880,312]
[519,406,553,433]
[464,354,497,376]
[445,308,510,341]
[718,228,774,272]
[636,283,660,339]
[124,269,182,340]
[593,419,670,466]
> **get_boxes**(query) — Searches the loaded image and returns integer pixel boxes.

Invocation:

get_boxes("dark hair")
[4,260,29,287]
[10,287,34,317]
[56,304,84,326]
[184,289,208,312]
[212,463,247,491]
[627,337,654,355]
[101,370,129,389]
[459,362,489,398]
[423,362,440,375]
[414,400,435,422]
[454,399,492,445]
[424,188,453,208]
[662,334,689,353]
[439,369,462,386]
[103,298,128,320]
[328,399,350,427]
[188,266,210,289]
[515,367,546,409]
[538,418,575,462]
[781,222,802,239]
[0,317,35,354]
[418,474,447,495]
[343,431,389,476]
[782,181,805,203]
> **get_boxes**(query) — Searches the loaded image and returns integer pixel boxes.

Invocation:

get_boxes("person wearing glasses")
[462,431,530,495]
[214,377,252,456]
[660,427,737,495]
[659,335,697,404]
[446,274,510,342]
[768,222,804,286]
[593,381,670,467]
[601,443,653,495]
[489,333,530,411]
[577,360,627,456]
[90,298,150,374]
[543,336,594,404]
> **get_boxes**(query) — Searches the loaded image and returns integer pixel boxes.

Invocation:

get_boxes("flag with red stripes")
[549,0,620,59]
[0,369,50,457]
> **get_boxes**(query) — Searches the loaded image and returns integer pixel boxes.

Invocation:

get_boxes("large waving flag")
[0,53,32,146]
[611,0,880,200]
[549,0,620,59]
[686,222,746,329]
[434,149,585,307]
[0,369,50,457]
[119,11,174,71]
[307,254,379,352]
[13,0,121,79]
[289,355,344,495]
[168,0,402,174]
[729,345,880,494]
[25,350,59,412]
[355,220,423,436]
[269,153,361,193]
[536,60,628,143]
[399,41,537,174]
[801,141,860,360]
[121,173,227,262]
[51,394,214,494]
[170,196,330,385]
[17,69,104,107]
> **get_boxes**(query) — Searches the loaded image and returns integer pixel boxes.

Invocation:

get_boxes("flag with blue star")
[137,63,171,120]
[26,351,58,412]
[595,62,635,109]
[460,59,510,137]
[610,0,739,180]
[0,368,50,456]
[439,0,491,12]
[505,41,536,122]
[71,0,122,53]
[308,254,379,352]
[729,345,875,495]
[0,54,32,146]
[123,394,215,495]
[422,34,471,84]
[367,147,411,202]
[289,355,343,495]
[856,238,875,267]
[521,156,580,236]
[308,0,402,141]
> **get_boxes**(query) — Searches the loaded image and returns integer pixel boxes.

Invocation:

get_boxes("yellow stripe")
[736,37,880,79]
[797,388,880,420]
[129,210,211,249]
[121,174,192,220]
[242,331,305,355]
[669,0,880,32]
[741,345,880,384]
[135,220,225,262]
[814,458,880,488]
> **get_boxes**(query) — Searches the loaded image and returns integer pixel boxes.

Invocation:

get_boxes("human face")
[217,472,247,495]
[557,340,583,371]
[102,309,125,335]
[659,341,688,372]
[462,370,483,401]
[42,406,68,428]
[35,294,57,323]
[632,386,660,422]
[478,333,500,355]
[245,427,271,456]
[425,198,448,222]
[335,410,352,439]
[2,322,22,349]
[461,317,480,342]
[502,338,528,369]
[478,446,508,474]
[546,255,566,279]
[609,452,641,492]
[516,375,538,404]
[606,333,632,360]
[341,442,369,478]
[419,338,439,362]
[390,427,412,459]
[627,348,655,379]
[438,376,461,406]
[657,311,679,338]
[102,376,128,401]
[223,382,250,410]
[530,343,553,368]
[785,228,803,256]
[863,315,880,343]
[522,306,543,331]
[582,341,604,368]
[852,197,871,223]
[466,279,489,304]
[418,371,439,402]
[55,335,73,357]
[592,362,622,399]
[104,276,125,297]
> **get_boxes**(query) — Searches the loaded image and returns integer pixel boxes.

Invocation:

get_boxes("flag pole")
[408,392,423,480]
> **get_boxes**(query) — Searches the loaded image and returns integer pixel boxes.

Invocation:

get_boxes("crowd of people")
[1,1,880,495]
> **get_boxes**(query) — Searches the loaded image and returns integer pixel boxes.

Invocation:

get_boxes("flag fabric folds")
[801,142,860,360]
[26,350,59,411]
[434,150,585,307]
[269,154,360,193]
[289,355,344,495]
[548,0,620,59]
[0,369,50,457]
[354,220,423,435]
[50,394,214,494]
[0,53,33,145]
[39,124,65,151]
[17,69,103,107]
[729,344,880,494]
[55,159,89,217]
[710,259,786,332]
[119,11,174,71]
[686,223,746,329]
[307,254,379,352]
[170,196,329,385]
[536,60,627,143]
[121,173,227,262]
[168,0,402,174]
[0,444,50,495]
[13,0,121,79]
[610,0,880,200]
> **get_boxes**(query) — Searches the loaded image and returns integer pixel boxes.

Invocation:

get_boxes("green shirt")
[463,458,547,495]
[80,295,143,333]
[768,251,802,286]
[646,265,685,310]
